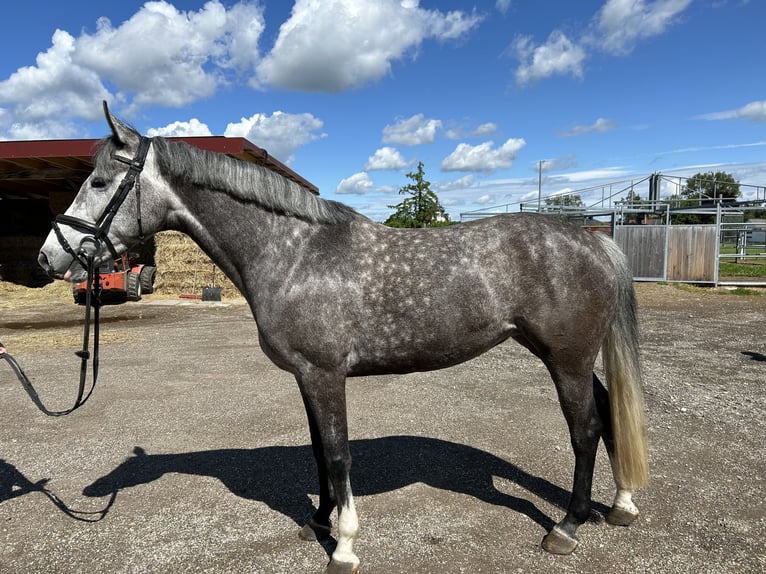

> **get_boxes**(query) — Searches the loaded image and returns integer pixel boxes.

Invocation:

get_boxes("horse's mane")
[94,134,357,225]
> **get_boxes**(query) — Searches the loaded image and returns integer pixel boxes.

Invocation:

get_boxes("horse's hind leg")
[297,370,360,574]
[541,365,603,555]
[593,374,640,527]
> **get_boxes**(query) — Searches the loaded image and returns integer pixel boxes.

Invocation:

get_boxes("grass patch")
[719,245,764,256]
[672,283,763,297]
[724,287,763,296]
[673,284,706,294]
[718,262,766,278]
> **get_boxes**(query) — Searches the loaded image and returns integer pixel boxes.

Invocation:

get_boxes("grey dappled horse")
[39,104,648,573]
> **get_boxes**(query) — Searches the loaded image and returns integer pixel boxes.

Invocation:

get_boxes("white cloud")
[538,154,578,172]
[224,111,325,163]
[337,171,374,195]
[438,175,475,191]
[75,1,265,108]
[256,0,482,92]
[0,29,111,139]
[560,117,616,137]
[696,100,766,123]
[513,31,585,86]
[473,122,497,137]
[382,114,442,146]
[444,122,497,140]
[738,101,766,122]
[548,167,632,183]
[365,147,407,171]
[441,138,526,172]
[519,190,539,202]
[593,0,693,55]
[496,0,512,14]
[0,1,265,138]
[510,1,692,87]
[147,118,213,137]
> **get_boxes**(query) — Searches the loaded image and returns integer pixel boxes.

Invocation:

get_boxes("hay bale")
[153,231,240,299]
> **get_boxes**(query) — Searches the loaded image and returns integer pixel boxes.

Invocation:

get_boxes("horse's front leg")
[299,393,336,542]
[297,369,359,574]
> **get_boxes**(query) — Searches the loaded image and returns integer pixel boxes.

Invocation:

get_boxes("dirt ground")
[0,283,764,573]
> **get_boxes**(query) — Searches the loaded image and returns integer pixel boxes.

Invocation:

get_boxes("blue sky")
[0,0,764,221]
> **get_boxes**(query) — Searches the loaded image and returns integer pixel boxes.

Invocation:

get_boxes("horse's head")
[39,102,163,283]
[82,446,165,498]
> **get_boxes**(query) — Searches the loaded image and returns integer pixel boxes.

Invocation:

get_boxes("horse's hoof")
[324,559,359,574]
[299,520,331,541]
[541,526,579,555]
[606,505,639,527]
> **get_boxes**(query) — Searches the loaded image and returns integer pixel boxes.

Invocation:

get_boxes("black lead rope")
[1,255,102,416]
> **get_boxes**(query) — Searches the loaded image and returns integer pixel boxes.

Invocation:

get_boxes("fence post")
[662,205,670,282]
[714,203,721,286]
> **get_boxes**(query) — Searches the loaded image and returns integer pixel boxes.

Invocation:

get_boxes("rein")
[1,136,151,416]
[1,261,101,416]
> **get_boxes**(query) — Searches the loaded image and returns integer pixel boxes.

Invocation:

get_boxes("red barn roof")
[0,136,318,203]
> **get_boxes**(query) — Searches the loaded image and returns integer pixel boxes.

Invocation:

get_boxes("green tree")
[615,189,644,224]
[671,170,741,224]
[544,193,584,208]
[683,171,740,201]
[384,162,449,228]
[622,189,642,206]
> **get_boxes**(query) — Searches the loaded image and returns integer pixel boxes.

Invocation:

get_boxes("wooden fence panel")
[614,226,666,280]
[666,225,717,282]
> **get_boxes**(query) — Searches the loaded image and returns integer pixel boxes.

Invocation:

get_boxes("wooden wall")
[666,225,717,282]
[614,226,666,279]
[614,224,718,283]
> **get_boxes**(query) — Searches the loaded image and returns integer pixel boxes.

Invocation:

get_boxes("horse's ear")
[102,100,140,149]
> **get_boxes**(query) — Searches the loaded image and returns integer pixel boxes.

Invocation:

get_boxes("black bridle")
[1,136,152,416]
[52,136,152,269]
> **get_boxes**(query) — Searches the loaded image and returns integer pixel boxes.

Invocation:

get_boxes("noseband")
[52,136,152,271]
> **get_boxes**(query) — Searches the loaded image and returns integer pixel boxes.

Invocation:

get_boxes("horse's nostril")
[38,252,54,275]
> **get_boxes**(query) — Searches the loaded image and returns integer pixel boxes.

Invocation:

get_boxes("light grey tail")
[597,235,649,490]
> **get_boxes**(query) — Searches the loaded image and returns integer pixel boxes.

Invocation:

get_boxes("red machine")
[73,253,156,305]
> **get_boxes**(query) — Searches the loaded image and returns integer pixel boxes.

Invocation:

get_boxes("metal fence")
[461,203,766,286]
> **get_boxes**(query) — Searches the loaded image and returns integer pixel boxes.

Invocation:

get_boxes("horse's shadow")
[741,351,766,362]
[0,458,49,502]
[82,436,609,534]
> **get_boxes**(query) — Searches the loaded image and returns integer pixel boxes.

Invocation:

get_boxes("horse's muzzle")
[37,251,58,278]
[37,250,76,281]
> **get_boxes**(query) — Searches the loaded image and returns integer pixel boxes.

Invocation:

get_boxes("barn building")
[0,137,317,287]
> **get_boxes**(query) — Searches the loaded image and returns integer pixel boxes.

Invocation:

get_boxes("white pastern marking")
[332,494,360,566]
[613,489,638,514]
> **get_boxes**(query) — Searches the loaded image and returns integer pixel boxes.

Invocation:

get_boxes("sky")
[0,0,764,221]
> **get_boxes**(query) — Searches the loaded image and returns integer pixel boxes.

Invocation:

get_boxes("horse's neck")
[168,186,311,299]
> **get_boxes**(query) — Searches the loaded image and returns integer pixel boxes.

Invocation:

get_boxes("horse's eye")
[91,177,108,189]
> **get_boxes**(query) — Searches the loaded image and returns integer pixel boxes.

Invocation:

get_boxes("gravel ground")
[0,283,764,573]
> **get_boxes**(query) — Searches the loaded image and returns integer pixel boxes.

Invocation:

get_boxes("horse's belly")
[346,322,517,376]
